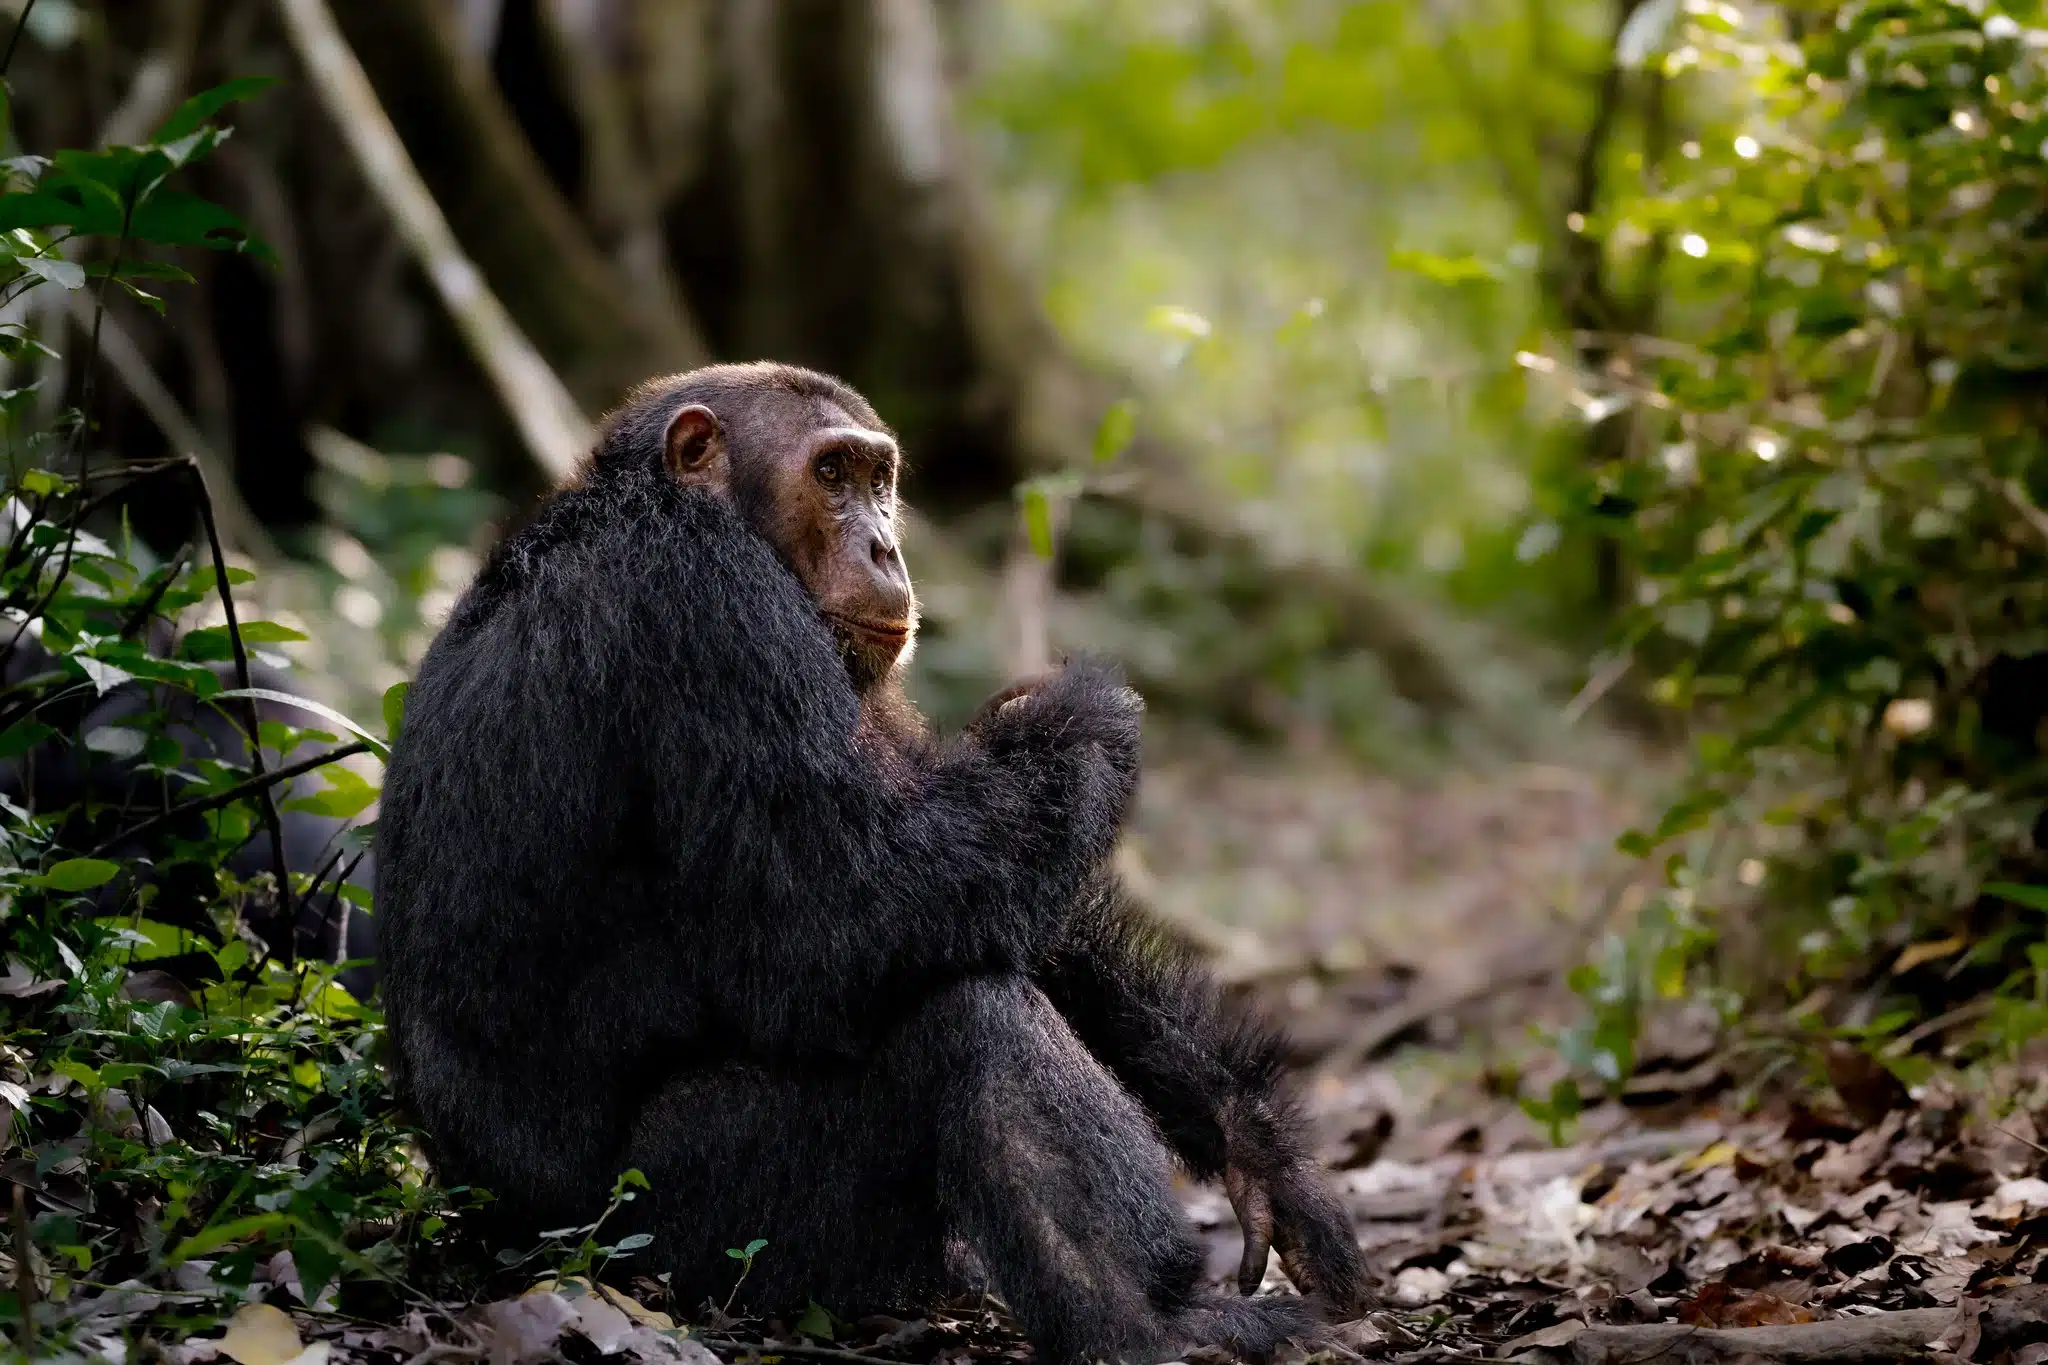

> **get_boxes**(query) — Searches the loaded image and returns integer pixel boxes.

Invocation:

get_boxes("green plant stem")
[0,0,37,77]
[187,461,297,930]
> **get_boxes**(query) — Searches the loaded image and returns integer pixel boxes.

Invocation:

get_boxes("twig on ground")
[1569,1283,2048,1363]
[1881,996,1994,1058]
[698,1338,915,1365]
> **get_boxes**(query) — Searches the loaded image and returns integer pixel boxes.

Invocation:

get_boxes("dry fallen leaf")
[1891,935,1967,975]
[1502,1320,1586,1351]
[528,1275,677,1331]
[218,1304,316,1365]
[476,1292,578,1365]
[1676,1283,1816,1328]
[1823,1043,1912,1128]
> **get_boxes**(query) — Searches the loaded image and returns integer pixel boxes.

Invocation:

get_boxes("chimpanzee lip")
[825,612,911,642]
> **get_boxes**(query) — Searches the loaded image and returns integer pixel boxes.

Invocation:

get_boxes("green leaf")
[283,766,378,821]
[794,1302,835,1340]
[1986,882,2048,914]
[0,720,56,761]
[84,258,195,283]
[127,189,273,260]
[290,1231,344,1312]
[382,681,410,740]
[34,858,120,892]
[0,173,273,260]
[180,620,309,661]
[150,77,281,146]
[19,467,70,496]
[17,254,83,289]
[1022,484,1055,559]
[1092,398,1138,464]
[213,688,391,761]
[745,1237,768,1256]
[1388,248,1502,285]
[168,1211,291,1263]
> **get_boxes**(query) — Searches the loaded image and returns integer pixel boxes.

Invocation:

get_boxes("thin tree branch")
[188,460,296,929]
[85,740,371,861]
[1551,0,1649,338]
[0,0,38,78]
[116,542,191,639]
[269,0,594,479]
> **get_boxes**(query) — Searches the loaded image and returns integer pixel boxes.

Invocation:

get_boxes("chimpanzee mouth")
[825,613,911,645]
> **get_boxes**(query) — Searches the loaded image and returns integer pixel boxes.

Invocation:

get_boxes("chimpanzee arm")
[617,490,1140,1052]
[1034,877,1257,1180]
[1036,878,1373,1311]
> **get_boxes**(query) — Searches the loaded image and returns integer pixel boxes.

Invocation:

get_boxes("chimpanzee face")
[663,396,916,693]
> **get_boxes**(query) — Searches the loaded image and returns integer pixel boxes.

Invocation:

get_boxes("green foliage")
[1543,0,2048,1102]
[496,1170,654,1286]
[0,75,469,1351]
[975,0,1601,612]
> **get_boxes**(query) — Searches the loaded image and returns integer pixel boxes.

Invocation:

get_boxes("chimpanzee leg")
[623,1058,951,1320]
[906,975,1317,1365]
[626,976,1315,1361]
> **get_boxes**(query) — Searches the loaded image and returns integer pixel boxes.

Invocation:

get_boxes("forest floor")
[137,729,2048,1365]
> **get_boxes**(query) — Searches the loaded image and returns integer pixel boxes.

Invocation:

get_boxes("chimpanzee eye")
[816,456,843,487]
[872,469,888,496]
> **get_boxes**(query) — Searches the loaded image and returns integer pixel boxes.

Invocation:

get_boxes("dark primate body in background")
[0,641,376,993]
[376,363,1369,1363]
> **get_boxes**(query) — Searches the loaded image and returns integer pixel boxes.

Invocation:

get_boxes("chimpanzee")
[376,363,1371,1363]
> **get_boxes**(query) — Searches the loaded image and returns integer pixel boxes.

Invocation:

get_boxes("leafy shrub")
[0,75,459,1351]
[1543,0,2048,1099]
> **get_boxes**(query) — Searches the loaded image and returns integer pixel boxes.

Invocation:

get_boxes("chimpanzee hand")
[969,657,1143,809]
[1223,1097,1376,1313]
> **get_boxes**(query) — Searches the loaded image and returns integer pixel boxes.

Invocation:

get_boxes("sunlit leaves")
[1092,397,1139,462]
[32,858,119,892]
[283,765,379,821]
[0,79,277,261]
[1388,248,1504,285]
[1576,0,2048,1088]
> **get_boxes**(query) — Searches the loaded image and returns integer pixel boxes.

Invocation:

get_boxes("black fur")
[376,364,1364,1362]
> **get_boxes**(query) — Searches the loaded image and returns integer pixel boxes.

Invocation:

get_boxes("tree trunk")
[330,0,707,411]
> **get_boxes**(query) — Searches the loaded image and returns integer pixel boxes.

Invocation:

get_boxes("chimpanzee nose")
[866,533,910,604]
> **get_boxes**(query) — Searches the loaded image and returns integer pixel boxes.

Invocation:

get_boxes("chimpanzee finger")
[1225,1163,1275,1295]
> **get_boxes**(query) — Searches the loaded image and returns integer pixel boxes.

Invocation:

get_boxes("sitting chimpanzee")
[376,363,1372,1363]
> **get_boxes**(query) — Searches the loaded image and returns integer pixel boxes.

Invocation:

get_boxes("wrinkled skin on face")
[663,400,916,694]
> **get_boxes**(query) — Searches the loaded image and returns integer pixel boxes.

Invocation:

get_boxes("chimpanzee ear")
[664,404,724,484]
